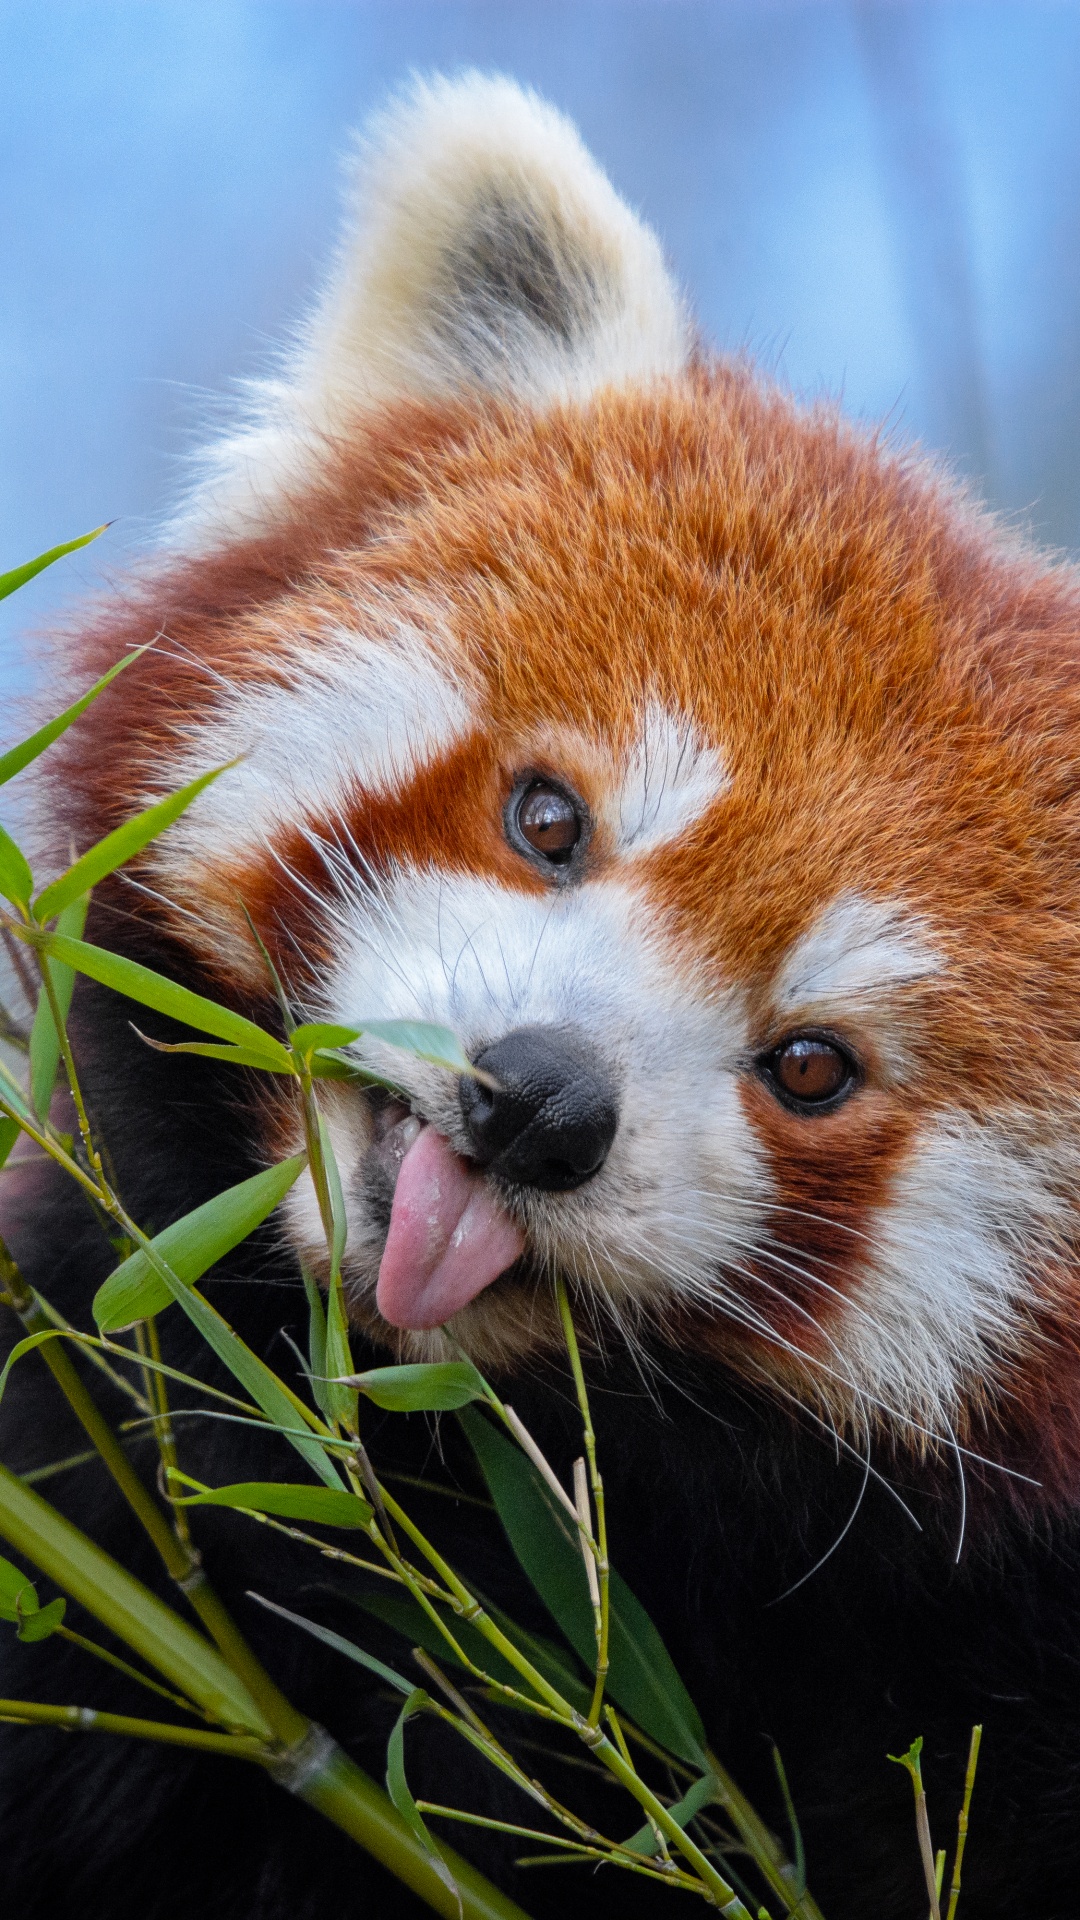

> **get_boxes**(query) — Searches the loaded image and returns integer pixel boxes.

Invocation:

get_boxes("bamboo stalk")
[296,1740,532,1920]
[553,1280,609,1729]
[1,1245,309,1746]
[945,1726,982,1920]
[706,1752,826,1920]
[0,1461,269,1733]
[0,1463,532,1919]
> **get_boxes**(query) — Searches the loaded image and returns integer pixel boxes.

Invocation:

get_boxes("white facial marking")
[148,614,474,888]
[605,703,729,854]
[773,891,941,1018]
[835,1113,1066,1434]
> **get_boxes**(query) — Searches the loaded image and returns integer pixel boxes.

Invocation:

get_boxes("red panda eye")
[766,1036,854,1108]
[512,783,582,865]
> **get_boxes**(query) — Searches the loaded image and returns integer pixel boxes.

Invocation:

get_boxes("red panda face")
[48,77,1080,1467]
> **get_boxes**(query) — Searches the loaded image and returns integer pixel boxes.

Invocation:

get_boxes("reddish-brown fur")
[43,363,1080,1500]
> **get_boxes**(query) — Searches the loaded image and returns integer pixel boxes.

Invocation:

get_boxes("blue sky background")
[4,3,1080,686]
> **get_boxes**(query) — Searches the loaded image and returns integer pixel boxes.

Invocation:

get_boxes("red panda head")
[45,75,1080,1481]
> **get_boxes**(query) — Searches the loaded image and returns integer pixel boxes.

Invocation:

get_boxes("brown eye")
[512,783,582,866]
[767,1036,854,1109]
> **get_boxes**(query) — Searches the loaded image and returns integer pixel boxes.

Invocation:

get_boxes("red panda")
[3,71,1080,1920]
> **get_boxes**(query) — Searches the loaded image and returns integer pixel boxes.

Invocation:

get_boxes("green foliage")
[93,1153,308,1332]
[352,1019,480,1079]
[459,1407,708,1768]
[887,1733,925,1787]
[624,1774,716,1857]
[0,1549,42,1619]
[0,526,106,604]
[250,1591,412,1693]
[387,1688,463,1911]
[168,1476,372,1529]
[0,649,137,789]
[344,1362,489,1413]
[0,1464,272,1734]
[302,1261,335,1425]
[0,551,854,1920]
[33,764,232,923]
[351,1585,592,1715]
[35,931,293,1065]
[29,896,88,1120]
[0,824,33,907]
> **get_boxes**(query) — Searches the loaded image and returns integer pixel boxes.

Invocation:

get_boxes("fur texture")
[5,72,1080,1918]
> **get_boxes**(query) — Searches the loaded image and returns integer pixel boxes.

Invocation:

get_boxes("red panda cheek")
[150,732,559,994]
[736,1074,918,1335]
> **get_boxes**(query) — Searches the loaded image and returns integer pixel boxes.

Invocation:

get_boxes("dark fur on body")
[2,946,1079,1919]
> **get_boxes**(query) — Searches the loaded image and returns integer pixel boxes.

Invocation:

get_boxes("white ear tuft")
[320,71,690,409]
[174,73,690,544]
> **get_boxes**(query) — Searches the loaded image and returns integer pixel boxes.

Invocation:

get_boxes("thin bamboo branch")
[55,1623,209,1718]
[0,1696,269,1757]
[945,1726,982,1920]
[34,946,105,1189]
[136,1315,193,1552]
[554,1279,610,1728]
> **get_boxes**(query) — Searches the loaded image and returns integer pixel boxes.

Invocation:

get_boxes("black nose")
[459,1025,619,1192]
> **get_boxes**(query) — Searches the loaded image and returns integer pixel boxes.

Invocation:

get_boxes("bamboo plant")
[0,534,979,1918]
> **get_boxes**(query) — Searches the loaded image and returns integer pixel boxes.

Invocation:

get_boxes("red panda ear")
[173,72,690,544]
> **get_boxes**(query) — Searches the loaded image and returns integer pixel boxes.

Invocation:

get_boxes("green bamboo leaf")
[0,1556,66,1643]
[343,1362,489,1413]
[314,1114,356,1431]
[31,931,292,1065]
[458,1408,708,1768]
[0,647,138,788]
[352,1587,507,1685]
[0,1070,41,1183]
[0,1549,37,1618]
[0,1329,72,1410]
[132,1033,297,1074]
[315,1112,348,1283]
[324,1275,357,1432]
[291,1022,362,1056]
[171,1479,371,1529]
[16,1593,66,1642]
[0,1053,40,1124]
[624,1773,716,1856]
[0,824,32,906]
[308,1050,372,1081]
[0,1462,272,1734]
[93,1153,308,1332]
[387,1688,461,1912]
[29,894,88,1121]
[131,1258,343,1491]
[308,1051,404,1086]
[358,1020,478,1079]
[33,765,233,923]
[250,1592,413,1694]
[0,526,106,604]
[0,1077,42,1173]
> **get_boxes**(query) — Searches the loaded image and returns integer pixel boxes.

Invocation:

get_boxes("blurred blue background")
[4,2,1080,684]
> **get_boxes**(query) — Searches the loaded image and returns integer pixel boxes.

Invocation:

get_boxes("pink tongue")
[376,1125,525,1330]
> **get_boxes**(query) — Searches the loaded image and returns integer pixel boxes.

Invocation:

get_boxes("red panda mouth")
[373,1113,525,1331]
